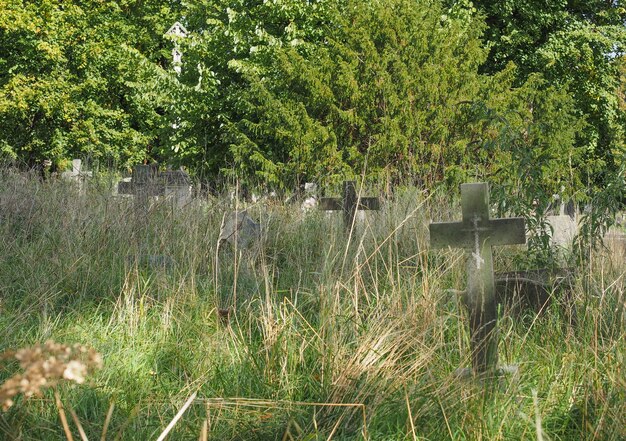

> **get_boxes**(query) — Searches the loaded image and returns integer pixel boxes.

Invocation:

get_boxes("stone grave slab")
[546,214,578,249]
[494,268,576,324]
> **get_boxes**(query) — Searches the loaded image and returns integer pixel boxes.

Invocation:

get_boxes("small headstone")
[218,210,261,250]
[319,181,380,231]
[117,164,160,217]
[546,214,578,249]
[430,182,526,377]
[160,169,192,208]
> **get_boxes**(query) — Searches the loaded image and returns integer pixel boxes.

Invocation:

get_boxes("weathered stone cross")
[319,181,380,232]
[429,183,526,376]
[61,159,92,194]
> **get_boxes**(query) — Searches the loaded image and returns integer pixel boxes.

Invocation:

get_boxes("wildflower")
[0,341,102,411]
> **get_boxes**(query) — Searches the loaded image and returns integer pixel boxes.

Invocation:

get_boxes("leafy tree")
[0,0,182,169]
[169,0,334,182]
[202,0,492,188]
[464,0,626,188]
[190,0,583,193]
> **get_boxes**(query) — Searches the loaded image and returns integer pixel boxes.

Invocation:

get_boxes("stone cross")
[61,159,92,194]
[429,182,526,376]
[319,181,380,231]
[165,21,188,75]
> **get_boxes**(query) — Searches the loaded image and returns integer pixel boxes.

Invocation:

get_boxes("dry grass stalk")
[100,400,115,441]
[54,389,74,441]
[198,419,208,441]
[155,391,198,441]
[66,399,89,441]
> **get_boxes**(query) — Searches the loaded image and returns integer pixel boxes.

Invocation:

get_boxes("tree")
[208,0,492,188]
[198,0,583,193]
[465,0,626,189]
[0,0,182,169]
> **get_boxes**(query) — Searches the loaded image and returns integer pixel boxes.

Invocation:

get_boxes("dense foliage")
[0,0,624,193]
[468,0,626,189]
[0,0,182,168]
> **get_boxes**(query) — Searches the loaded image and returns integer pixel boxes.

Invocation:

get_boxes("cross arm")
[487,218,526,246]
[357,197,380,211]
[430,217,526,249]
[429,221,473,248]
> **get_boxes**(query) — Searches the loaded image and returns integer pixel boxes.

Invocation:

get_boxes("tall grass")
[0,169,624,440]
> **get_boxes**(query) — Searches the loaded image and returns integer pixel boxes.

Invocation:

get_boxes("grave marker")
[61,159,92,194]
[319,181,380,231]
[118,164,160,215]
[117,164,192,210]
[165,21,188,75]
[546,214,578,250]
[218,210,261,250]
[429,182,526,376]
[160,168,193,208]
[116,165,189,273]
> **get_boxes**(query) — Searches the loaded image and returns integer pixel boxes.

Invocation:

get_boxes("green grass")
[0,170,624,440]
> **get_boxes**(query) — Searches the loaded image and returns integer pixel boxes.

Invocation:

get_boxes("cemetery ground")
[0,170,624,441]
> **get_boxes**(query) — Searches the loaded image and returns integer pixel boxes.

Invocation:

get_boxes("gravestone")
[218,210,261,250]
[544,192,578,251]
[117,164,160,215]
[61,159,92,194]
[117,165,189,273]
[160,169,192,208]
[319,181,380,231]
[429,182,526,376]
[546,215,577,250]
[117,165,192,210]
